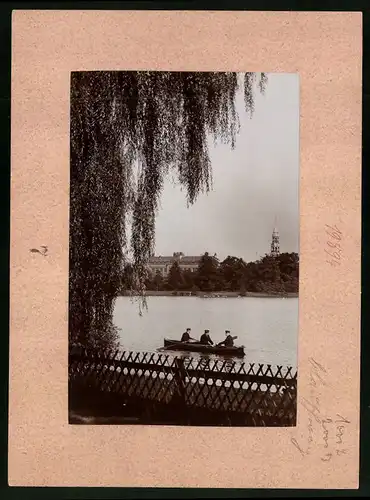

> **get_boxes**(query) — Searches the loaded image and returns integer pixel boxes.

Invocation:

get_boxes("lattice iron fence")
[69,346,297,426]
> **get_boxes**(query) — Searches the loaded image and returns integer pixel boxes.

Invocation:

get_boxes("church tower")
[270,223,280,257]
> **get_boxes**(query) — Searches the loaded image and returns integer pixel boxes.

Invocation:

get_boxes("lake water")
[113,296,298,369]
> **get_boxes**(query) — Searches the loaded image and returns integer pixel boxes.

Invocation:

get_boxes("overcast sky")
[151,73,299,262]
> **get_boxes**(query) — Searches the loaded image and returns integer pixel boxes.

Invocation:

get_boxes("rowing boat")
[162,339,245,357]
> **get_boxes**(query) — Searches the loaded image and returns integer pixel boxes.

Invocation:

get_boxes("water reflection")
[196,355,211,370]
[181,353,243,375]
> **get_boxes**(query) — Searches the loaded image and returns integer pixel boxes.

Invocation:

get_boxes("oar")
[157,339,198,352]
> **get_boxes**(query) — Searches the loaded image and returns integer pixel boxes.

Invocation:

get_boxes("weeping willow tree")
[69,71,267,350]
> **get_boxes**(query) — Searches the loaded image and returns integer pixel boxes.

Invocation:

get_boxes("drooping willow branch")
[69,71,267,349]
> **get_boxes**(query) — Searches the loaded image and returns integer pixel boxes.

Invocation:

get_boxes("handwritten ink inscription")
[30,245,48,257]
[291,357,350,462]
[325,224,342,267]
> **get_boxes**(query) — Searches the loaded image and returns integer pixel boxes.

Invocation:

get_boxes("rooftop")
[148,254,202,264]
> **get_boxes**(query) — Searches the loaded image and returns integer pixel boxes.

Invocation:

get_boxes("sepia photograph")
[68,70,299,427]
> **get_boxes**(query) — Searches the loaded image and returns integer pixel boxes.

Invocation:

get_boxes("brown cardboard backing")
[9,10,362,488]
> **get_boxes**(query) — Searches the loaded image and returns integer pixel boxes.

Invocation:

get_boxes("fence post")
[174,358,186,398]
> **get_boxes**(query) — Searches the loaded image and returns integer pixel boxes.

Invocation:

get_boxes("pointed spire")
[270,218,280,257]
[273,215,278,233]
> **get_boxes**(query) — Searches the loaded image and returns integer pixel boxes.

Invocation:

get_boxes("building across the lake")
[148,222,281,278]
[148,252,202,277]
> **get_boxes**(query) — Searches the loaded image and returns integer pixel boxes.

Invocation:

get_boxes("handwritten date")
[291,357,350,462]
[325,224,342,267]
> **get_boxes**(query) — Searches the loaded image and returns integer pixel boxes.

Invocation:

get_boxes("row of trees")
[122,252,299,294]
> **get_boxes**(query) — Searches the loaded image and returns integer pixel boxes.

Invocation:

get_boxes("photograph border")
[67,68,300,429]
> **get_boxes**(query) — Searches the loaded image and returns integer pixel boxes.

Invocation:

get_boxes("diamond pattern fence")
[69,346,297,426]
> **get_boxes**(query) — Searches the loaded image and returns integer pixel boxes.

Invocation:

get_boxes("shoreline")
[120,290,298,299]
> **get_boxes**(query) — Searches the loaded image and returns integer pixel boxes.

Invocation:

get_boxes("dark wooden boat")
[162,339,245,357]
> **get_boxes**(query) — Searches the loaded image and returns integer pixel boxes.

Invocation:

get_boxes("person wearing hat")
[181,328,195,343]
[218,330,236,347]
[200,329,214,345]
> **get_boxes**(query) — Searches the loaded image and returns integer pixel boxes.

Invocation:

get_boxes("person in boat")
[181,328,196,343]
[199,329,214,345]
[218,330,235,347]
